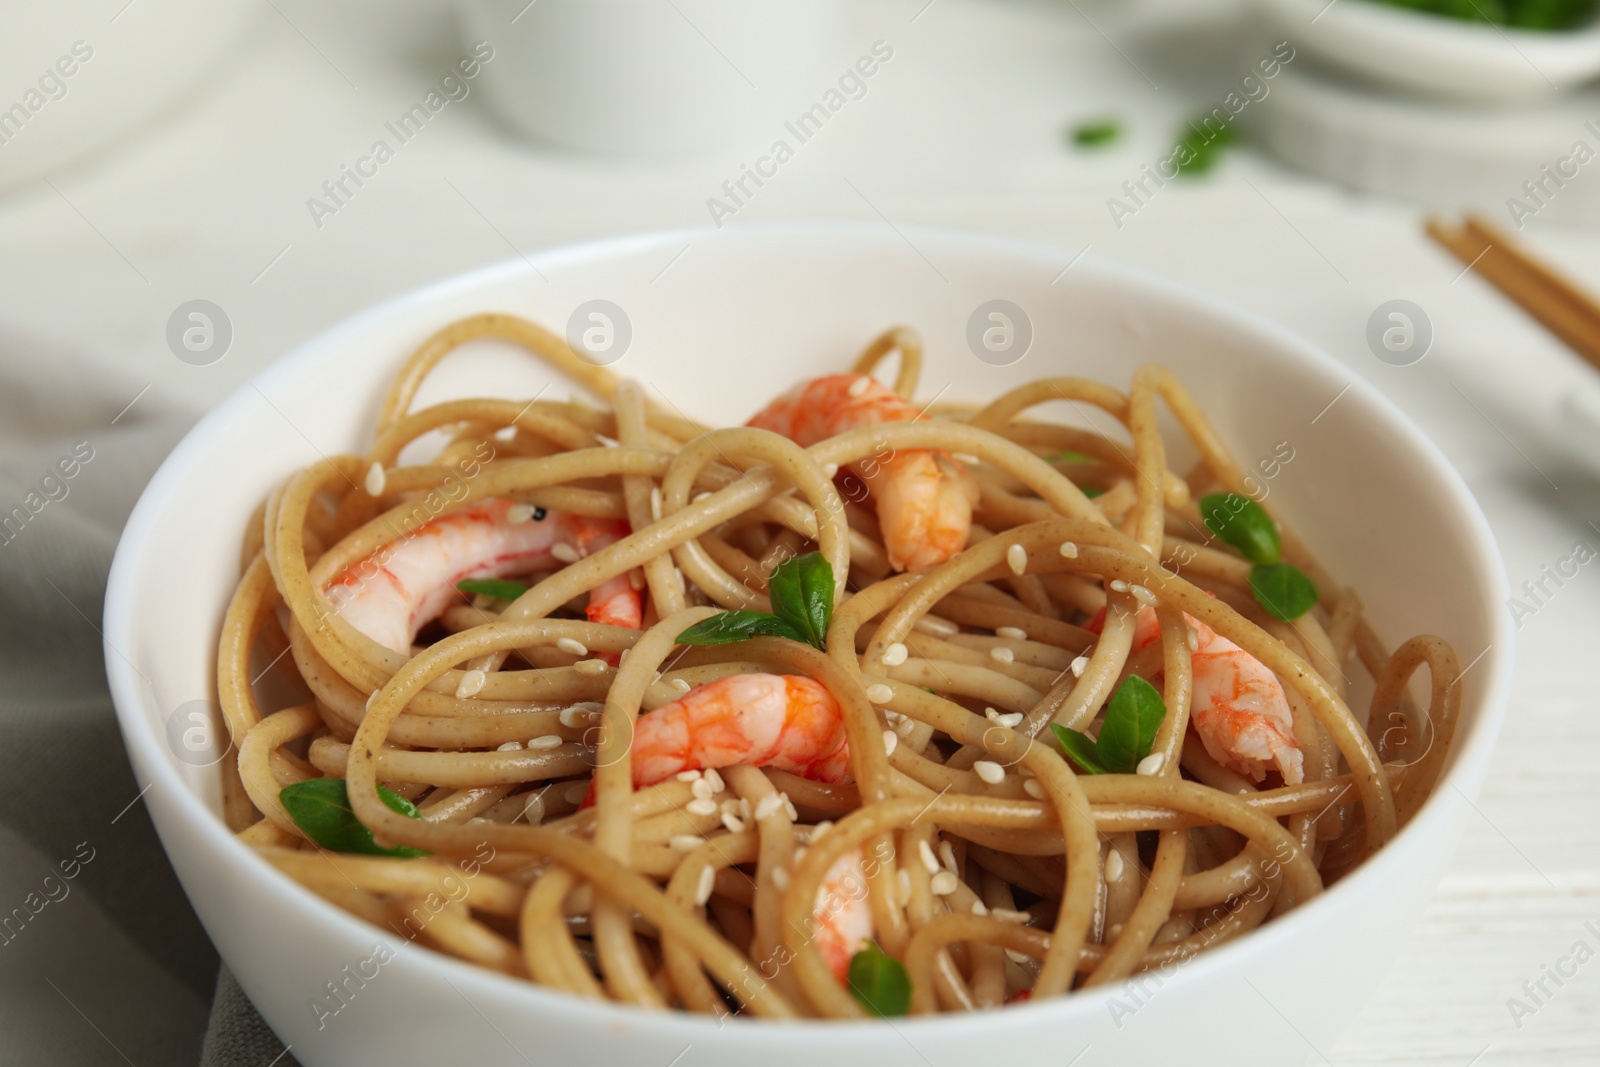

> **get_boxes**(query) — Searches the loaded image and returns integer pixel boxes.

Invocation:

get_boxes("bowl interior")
[104,223,1511,1059]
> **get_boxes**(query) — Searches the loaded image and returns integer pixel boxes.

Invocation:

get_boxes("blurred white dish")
[105,224,1512,1067]
[457,0,841,155]
[0,0,260,191]
[1258,0,1600,102]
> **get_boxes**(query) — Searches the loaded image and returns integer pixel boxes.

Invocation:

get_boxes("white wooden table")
[2,0,1595,1061]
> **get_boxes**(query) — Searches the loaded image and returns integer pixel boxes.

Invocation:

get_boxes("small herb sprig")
[457,577,530,602]
[1052,674,1167,775]
[279,777,429,857]
[1199,492,1319,621]
[676,552,835,651]
[848,942,912,1016]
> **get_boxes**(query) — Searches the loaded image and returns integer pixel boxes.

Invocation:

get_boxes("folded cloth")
[0,325,296,1067]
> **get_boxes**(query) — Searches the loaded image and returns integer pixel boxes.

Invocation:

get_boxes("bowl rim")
[103,220,1514,1039]
[1265,0,1600,44]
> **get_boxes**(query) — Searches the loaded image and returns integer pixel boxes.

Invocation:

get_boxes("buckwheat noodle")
[216,313,1462,1017]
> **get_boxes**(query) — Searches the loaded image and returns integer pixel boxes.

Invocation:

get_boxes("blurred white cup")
[457,0,841,155]
[0,0,260,192]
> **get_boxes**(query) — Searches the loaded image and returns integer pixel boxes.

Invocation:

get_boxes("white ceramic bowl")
[105,224,1512,1067]
[1258,0,1600,102]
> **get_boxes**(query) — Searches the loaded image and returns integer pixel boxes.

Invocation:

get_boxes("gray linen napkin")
[0,327,297,1066]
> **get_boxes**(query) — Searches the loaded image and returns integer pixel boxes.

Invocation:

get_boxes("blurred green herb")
[848,942,912,1016]
[1175,117,1236,176]
[1364,0,1595,29]
[280,778,428,857]
[457,577,529,601]
[1071,118,1122,148]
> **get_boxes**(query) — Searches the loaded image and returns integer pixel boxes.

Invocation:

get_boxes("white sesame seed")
[521,793,546,824]
[695,865,716,906]
[671,678,692,694]
[455,669,487,699]
[1005,948,1032,964]
[675,769,703,782]
[1187,627,1199,652]
[894,717,916,739]
[686,798,718,817]
[496,740,523,751]
[1136,752,1165,776]
[882,729,898,756]
[992,908,1030,924]
[754,794,784,821]
[721,810,747,833]
[881,642,909,667]
[1105,850,1125,881]
[550,542,580,564]
[564,782,591,804]
[691,778,714,801]
[996,711,1024,728]
[506,503,537,525]
[823,463,839,478]
[692,492,712,504]
[939,840,958,874]
[1070,655,1090,678]
[628,570,645,591]
[914,615,958,637]
[573,658,608,676]
[650,486,662,522]
[493,425,518,441]
[1006,543,1028,576]
[1107,923,1124,941]
[364,462,385,497]
[896,868,913,903]
[996,626,1028,641]
[1023,779,1045,799]
[670,834,706,852]
[989,646,1015,664]
[865,683,894,704]
[559,704,597,729]
[1108,579,1129,593]
[1130,584,1158,606]
[704,768,726,794]
[971,899,989,916]
[771,867,790,890]
[885,710,905,725]
[555,637,588,657]
[848,376,871,397]
[974,760,1006,784]
[1059,541,1079,559]
[526,734,562,750]
[918,840,940,874]
[930,870,959,896]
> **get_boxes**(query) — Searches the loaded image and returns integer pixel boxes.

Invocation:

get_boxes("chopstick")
[1425,213,1600,372]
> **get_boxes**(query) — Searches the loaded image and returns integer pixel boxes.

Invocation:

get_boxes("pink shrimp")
[1087,604,1303,785]
[321,498,641,654]
[628,672,871,979]
[747,374,979,572]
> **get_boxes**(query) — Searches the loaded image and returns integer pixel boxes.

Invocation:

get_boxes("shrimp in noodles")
[628,673,849,788]
[747,374,978,572]
[1096,604,1303,784]
[321,498,640,653]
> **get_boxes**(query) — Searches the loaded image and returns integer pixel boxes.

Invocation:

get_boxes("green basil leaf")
[280,777,429,857]
[457,578,529,601]
[1071,119,1121,148]
[1249,562,1320,621]
[1081,486,1105,499]
[1199,491,1281,565]
[847,942,912,1017]
[676,610,806,647]
[1047,450,1097,465]
[766,551,834,651]
[1094,675,1168,774]
[1051,724,1109,775]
